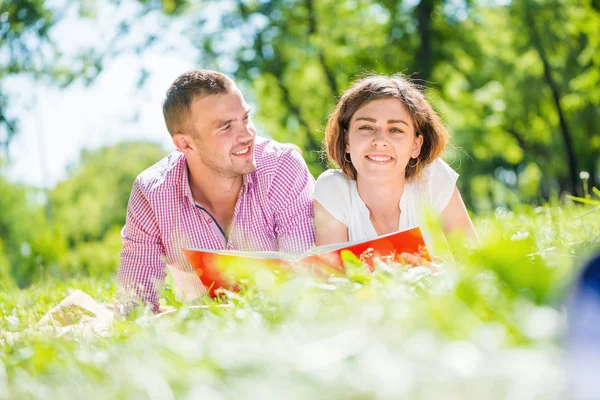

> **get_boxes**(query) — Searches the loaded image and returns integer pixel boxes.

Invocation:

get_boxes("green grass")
[1,203,599,399]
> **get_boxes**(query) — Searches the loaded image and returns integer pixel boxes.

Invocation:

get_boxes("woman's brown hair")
[324,74,448,181]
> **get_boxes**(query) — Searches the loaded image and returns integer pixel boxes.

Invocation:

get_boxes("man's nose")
[238,121,255,141]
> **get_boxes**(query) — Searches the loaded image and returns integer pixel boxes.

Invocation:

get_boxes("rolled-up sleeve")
[269,148,316,255]
[115,178,166,315]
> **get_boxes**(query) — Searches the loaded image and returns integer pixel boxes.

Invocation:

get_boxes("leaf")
[566,194,600,206]
[341,250,371,284]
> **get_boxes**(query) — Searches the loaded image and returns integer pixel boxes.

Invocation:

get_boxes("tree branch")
[505,127,549,158]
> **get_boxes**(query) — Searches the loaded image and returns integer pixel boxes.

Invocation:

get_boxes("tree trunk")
[525,8,579,195]
[414,0,435,82]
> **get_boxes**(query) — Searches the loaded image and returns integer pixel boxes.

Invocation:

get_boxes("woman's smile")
[364,153,395,164]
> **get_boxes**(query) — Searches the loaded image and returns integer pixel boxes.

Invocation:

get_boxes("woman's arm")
[313,200,349,246]
[401,187,477,270]
[441,186,479,242]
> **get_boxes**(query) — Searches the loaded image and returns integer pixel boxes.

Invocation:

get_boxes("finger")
[400,253,423,266]
[400,253,438,272]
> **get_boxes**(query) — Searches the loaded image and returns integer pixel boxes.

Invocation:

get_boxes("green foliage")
[51,141,167,245]
[1,0,58,151]
[0,172,67,287]
[0,204,598,398]
[0,141,166,287]
[48,141,167,280]
[1,2,600,394]
[341,249,372,284]
[0,239,15,291]
[180,0,599,209]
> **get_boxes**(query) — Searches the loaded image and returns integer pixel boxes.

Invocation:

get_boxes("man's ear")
[173,134,194,154]
[412,134,424,158]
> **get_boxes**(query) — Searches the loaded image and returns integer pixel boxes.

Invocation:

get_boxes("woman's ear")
[412,134,424,158]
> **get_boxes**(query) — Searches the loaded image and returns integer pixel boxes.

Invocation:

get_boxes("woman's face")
[346,98,423,182]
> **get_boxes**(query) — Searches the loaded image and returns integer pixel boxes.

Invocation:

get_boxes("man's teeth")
[367,155,392,162]
[233,147,249,155]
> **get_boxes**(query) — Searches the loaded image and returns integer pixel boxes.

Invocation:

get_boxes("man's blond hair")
[162,70,235,137]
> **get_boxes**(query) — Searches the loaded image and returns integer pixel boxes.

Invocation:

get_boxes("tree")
[0,0,54,155]
[184,0,462,176]
[433,0,600,203]
[49,141,167,279]
[4,0,599,209]
[0,168,68,287]
[0,0,187,157]
[0,141,167,286]
[51,141,167,245]
[182,0,598,206]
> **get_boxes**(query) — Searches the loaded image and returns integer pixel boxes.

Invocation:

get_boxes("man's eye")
[222,123,232,131]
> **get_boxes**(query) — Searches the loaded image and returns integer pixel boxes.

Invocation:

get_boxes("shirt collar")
[181,157,256,203]
[182,159,195,205]
[242,170,255,196]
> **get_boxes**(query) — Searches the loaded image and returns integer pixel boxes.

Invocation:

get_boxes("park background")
[1,0,600,398]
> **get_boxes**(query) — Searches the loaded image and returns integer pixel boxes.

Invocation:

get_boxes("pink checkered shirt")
[116,138,315,313]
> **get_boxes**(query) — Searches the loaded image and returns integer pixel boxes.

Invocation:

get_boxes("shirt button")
[207,218,213,223]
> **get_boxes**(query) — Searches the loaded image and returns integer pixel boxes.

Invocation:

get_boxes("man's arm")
[269,148,316,255]
[115,178,166,315]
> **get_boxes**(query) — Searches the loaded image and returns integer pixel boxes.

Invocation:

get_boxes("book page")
[184,248,297,262]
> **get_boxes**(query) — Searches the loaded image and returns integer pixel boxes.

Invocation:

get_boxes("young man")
[116,70,315,314]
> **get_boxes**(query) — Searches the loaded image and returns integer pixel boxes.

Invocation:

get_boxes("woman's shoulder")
[313,169,353,203]
[410,157,459,213]
[315,169,353,187]
[312,169,354,225]
[421,157,458,180]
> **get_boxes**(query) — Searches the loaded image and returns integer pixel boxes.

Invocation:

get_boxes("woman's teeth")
[367,155,392,162]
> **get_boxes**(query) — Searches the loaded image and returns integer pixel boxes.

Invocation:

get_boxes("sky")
[3,1,211,188]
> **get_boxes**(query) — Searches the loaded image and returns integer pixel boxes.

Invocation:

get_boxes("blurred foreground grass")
[1,202,599,399]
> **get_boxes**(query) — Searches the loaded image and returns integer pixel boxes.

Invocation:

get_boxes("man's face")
[187,88,257,178]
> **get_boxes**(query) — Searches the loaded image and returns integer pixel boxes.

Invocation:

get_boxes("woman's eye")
[359,125,373,131]
[390,128,403,134]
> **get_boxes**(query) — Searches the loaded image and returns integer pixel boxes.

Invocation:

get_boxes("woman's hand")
[400,252,439,272]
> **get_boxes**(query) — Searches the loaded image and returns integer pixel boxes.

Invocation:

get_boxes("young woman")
[312,74,477,264]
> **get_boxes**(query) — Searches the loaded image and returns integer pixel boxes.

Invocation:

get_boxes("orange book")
[182,226,430,297]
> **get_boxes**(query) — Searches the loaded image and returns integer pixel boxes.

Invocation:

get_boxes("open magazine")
[182,226,430,297]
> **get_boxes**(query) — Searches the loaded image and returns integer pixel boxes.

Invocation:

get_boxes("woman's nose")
[371,128,388,146]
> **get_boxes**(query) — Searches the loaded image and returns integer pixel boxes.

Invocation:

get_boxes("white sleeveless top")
[312,158,459,243]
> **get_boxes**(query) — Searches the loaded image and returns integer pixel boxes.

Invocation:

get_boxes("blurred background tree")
[0,0,99,155]
[0,142,165,287]
[184,0,599,204]
[0,0,598,287]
